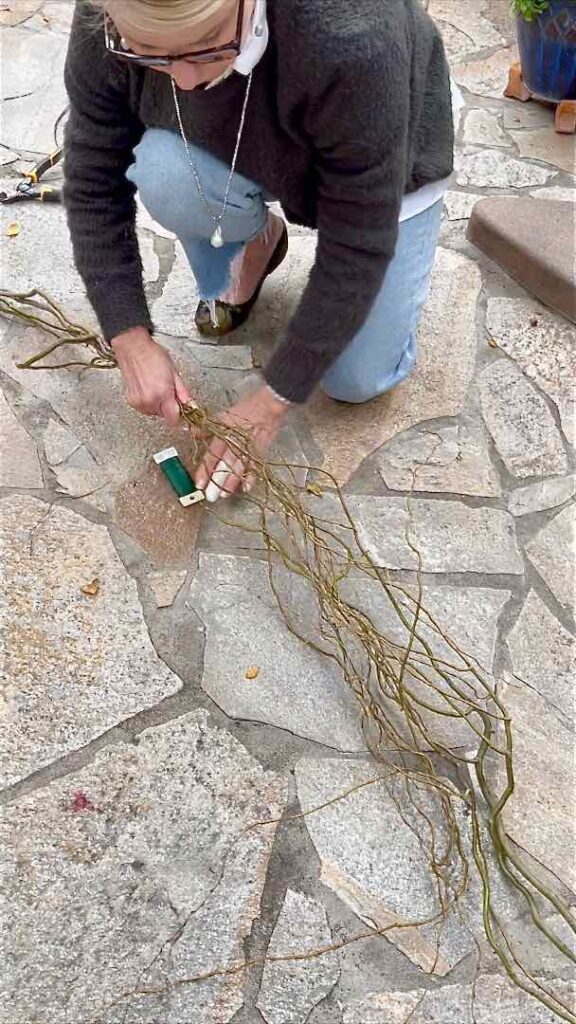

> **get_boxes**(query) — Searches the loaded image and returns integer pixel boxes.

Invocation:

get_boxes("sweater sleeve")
[63,3,152,341]
[264,39,410,404]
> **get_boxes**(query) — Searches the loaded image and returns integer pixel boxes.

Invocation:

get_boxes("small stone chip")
[81,578,101,597]
[245,666,260,680]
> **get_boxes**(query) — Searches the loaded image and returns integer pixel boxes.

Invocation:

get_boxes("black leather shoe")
[195,221,289,338]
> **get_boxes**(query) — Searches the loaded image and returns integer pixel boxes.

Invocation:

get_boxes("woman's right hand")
[112,328,192,427]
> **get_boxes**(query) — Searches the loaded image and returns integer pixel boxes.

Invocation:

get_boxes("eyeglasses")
[104,0,245,67]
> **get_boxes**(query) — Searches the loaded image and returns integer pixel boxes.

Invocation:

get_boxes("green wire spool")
[153,447,205,507]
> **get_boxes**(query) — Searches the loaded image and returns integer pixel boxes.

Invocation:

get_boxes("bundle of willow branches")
[2,288,574,1022]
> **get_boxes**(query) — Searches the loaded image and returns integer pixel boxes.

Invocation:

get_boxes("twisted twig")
[2,291,574,1024]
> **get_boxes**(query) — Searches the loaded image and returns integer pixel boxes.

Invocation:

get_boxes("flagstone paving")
[0,2,574,1022]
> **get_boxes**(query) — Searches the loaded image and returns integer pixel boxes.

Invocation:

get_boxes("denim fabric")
[128,127,268,300]
[129,126,443,403]
[321,199,443,402]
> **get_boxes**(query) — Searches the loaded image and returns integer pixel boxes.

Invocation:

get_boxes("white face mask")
[209,0,268,86]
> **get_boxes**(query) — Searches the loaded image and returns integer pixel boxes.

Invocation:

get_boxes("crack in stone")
[2,89,36,102]
[26,499,54,556]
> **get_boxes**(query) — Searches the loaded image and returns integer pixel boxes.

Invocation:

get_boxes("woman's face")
[108,0,253,90]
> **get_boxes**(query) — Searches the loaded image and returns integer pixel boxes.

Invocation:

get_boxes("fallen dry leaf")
[5,222,21,238]
[245,666,260,680]
[306,482,324,497]
[81,578,101,597]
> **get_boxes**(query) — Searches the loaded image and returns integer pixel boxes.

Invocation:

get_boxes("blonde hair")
[102,0,233,35]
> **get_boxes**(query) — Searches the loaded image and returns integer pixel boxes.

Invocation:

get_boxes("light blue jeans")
[128,127,443,404]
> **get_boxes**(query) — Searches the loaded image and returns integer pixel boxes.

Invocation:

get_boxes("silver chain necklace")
[171,72,253,249]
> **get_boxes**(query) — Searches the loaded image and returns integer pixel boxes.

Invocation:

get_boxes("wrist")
[111,326,154,354]
[262,382,292,414]
[260,383,291,418]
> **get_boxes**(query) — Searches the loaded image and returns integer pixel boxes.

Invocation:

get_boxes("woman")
[64,0,454,500]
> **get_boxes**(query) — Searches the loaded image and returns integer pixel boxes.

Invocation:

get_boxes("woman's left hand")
[194,384,290,502]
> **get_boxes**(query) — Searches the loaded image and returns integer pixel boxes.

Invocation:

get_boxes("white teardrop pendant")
[211,225,224,249]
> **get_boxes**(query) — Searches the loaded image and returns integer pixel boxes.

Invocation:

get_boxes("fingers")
[159,392,182,428]
[196,436,248,503]
[174,371,192,405]
[205,455,245,503]
[242,471,256,495]
[195,438,228,491]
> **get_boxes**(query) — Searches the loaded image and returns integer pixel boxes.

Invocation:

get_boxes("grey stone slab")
[28,0,75,35]
[504,102,556,131]
[152,243,200,337]
[463,109,511,148]
[511,128,576,175]
[42,417,82,465]
[347,494,523,574]
[343,977,575,1024]
[0,146,18,165]
[508,476,576,517]
[481,910,576,978]
[0,26,69,153]
[506,590,575,725]
[198,504,510,748]
[0,321,229,501]
[377,421,501,497]
[0,495,182,786]
[295,757,523,976]
[343,990,426,1024]
[486,298,576,447]
[188,553,366,753]
[443,191,480,222]
[456,149,554,189]
[140,231,160,284]
[0,0,42,26]
[453,45,518,98]
[0,389,42,488]
[257,890,339,1024]
[495,674,576,894]
[147,569,187,608]
[268,428,310,490]
[478,361,567,479]
[52,444,110,512]
[114,458,204,569]
[432,20,488,63]
[0,710,287,1023]
[526,506,575,610]
[340,576,510,751]
[184,342,254,371]
[530,186,576,203]
[305,247,481,485]
[0,197,159,329]
[430,0,504,51]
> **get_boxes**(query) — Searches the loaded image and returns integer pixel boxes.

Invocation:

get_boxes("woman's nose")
[164,61,208,90]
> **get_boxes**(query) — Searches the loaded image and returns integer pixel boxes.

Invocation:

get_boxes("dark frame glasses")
[104,0,245,66]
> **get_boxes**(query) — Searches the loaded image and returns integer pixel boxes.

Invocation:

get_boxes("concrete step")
[467,197,576,324]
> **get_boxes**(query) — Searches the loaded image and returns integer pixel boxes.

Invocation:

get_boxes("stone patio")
[1,1,575,1022]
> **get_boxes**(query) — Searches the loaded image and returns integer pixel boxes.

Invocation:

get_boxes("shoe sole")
[195,222,289,338]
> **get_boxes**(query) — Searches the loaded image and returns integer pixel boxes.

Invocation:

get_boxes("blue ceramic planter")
[516,1,576,100]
